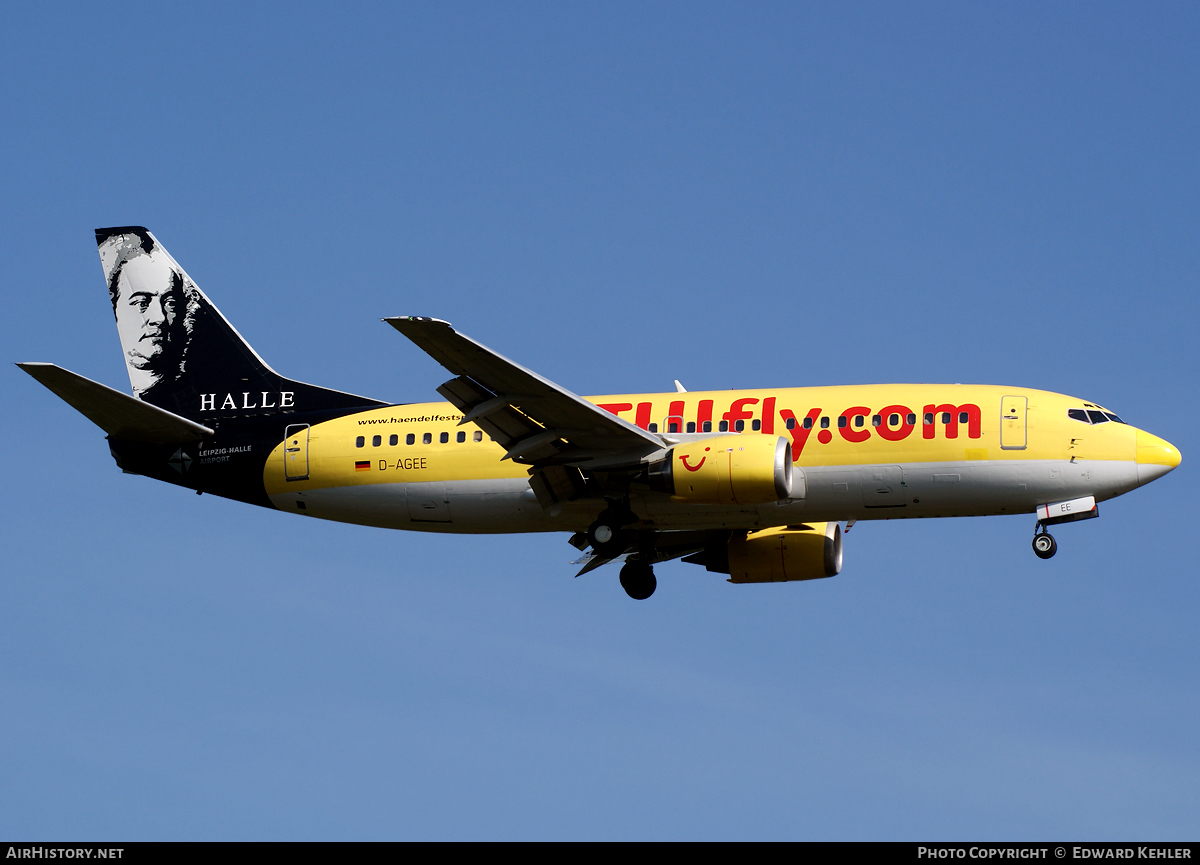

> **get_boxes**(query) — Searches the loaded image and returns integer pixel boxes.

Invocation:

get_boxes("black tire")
[1032,533,1057,559]
[619,562,656,600]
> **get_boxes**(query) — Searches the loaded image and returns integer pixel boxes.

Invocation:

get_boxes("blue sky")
[2,2,1197,840]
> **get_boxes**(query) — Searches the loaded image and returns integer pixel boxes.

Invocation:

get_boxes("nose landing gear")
[1029,497,1099,560]
[1032,531,1057,559]
[619,560,656,600]
[1032,523,1057,559]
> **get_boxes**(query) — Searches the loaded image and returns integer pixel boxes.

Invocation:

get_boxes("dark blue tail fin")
[96,226,384,422]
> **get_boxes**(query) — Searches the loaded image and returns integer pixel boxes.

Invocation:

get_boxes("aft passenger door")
[284,424,309,481]
[1000,396,1027,450]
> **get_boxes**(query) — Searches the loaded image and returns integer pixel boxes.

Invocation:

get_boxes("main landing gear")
[1032,524,1057,559]
[586,506,656,599]
[620,560,656,600]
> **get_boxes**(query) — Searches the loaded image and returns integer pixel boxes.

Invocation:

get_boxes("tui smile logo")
[680,447,710,471]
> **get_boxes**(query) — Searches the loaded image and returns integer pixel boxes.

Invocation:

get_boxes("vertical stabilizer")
[96,226,383,421]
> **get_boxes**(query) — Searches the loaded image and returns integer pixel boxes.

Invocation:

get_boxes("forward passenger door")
[1000,396,1027,450]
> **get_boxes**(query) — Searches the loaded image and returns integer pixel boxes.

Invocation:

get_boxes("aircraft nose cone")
[1136,429,1182,486]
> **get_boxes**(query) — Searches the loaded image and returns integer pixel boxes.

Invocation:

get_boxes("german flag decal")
[355,461,371,471]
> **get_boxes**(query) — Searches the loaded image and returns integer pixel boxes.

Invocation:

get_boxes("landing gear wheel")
[619,561,656,600]
[588,515,625,559]
[588,519,615,547]
[1032,532,1057,559]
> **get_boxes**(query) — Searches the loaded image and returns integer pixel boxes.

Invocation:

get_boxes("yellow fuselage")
[264,384,1179,534]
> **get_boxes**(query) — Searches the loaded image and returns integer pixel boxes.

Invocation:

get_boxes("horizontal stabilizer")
[17,362,213,443]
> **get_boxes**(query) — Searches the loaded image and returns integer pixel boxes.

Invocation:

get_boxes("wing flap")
[435,376,544,450]
[18,363,213,444]
[388,317,662,461]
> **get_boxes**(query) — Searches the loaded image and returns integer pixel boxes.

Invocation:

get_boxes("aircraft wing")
[18,363,213,444]
[384,317,663,468]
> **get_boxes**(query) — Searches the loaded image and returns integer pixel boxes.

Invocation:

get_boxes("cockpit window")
[1069,408,1127,425]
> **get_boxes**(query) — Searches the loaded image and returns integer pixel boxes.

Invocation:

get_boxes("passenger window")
[838,416,847,428]
[820,417,829,429]
[355,436,365,448]
[854,416,864,428]
[719,420,729,432]
[786,417,796,430]
[668,422,679,433]
[871,415,881,427]
[702,421,712,433]
[1086,410,1109,424]
[888,414,899,426]
[440,431,449,443]
[801,417,813,430]
[648,423,658,432]
[686,422,696,433]
[734,420,745,432]
[389,434,398,446]
[924,412,934,425]
[372,435,381,447]
[406,433,415,445]
[751,419,761,431]
[422,433,432,445]
[942,412,951,424]
[905,413,916,425]
[457,431,466,443]
[473,430,483,442]
[958,412,968,424]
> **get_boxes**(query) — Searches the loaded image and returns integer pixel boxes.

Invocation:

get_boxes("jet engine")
[647,435,792,505]
[726,522,842,583]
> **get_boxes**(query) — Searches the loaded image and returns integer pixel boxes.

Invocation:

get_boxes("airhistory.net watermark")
[5,849,123,859]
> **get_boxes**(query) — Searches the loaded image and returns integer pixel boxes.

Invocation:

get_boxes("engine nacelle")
[648,434,792,505]
[727,522,843,583]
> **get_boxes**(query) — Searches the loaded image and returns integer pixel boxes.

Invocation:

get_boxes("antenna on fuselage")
[674,380,687,393]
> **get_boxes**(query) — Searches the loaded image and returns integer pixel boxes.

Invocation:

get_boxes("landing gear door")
[1000,396,1027,450]
[284,424,310,481]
